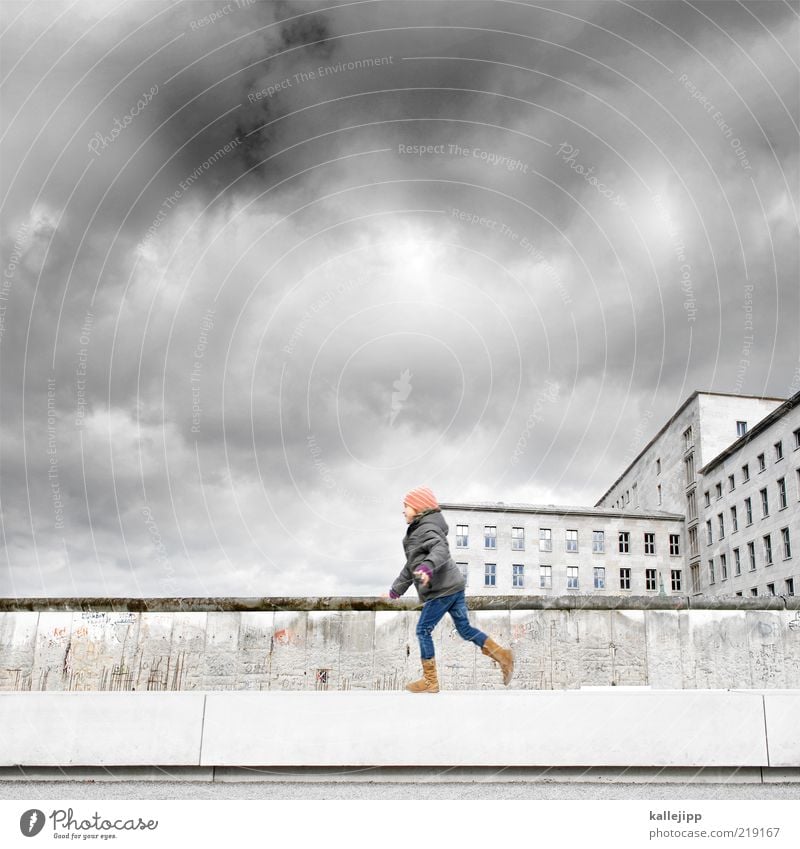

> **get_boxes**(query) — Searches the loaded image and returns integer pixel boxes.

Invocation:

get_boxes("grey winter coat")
[391,508,466,603]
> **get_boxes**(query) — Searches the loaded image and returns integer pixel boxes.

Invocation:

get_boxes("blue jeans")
[416,590,487,660]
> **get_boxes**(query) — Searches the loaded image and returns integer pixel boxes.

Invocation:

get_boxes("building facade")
[438,502,685,597]
[594,391,795,596]
[695,392,799,598]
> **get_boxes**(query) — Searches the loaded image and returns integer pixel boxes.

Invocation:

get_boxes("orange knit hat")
[403,486,439,515]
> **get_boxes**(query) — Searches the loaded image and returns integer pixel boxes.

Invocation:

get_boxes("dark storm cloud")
[0,1,797,596]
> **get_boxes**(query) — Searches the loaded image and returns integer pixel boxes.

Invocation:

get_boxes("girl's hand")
[413,570,430,586]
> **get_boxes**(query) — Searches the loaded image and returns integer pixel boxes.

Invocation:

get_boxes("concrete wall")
[1,690,797,768]
[2,599,800,692]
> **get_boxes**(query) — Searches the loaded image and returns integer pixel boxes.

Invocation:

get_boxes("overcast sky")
[0,0,797,598]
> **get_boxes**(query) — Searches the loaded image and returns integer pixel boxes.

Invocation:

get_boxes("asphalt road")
[1,780,799,800]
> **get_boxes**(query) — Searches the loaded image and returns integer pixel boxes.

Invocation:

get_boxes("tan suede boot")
[482,637,514,685]
[406,658,439,693]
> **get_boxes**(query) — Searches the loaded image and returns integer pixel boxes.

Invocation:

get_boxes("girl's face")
[403,502,417,523]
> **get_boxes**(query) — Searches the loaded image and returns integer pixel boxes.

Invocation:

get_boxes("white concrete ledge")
[0,693,205,766]
[1,691,798,769]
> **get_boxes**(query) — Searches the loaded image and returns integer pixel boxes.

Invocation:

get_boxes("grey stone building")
[594,390,798,597]
[695,392,799,598]
[438,502,685,597]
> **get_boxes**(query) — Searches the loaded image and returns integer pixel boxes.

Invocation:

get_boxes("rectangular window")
[539,528,552,552]
[718,513,725,539]
[565,529,578,553]
[685,453,695,485]
[657,484,662,505]
[795,428,800,450]
[644,532,655,555]
[689,526,699,557]
[730,505,738,533]
[618,531,630,553]
[539,565,552,589]
[706,520,713,546]
[512,564,525,588]
[745,497,753,525]
[592,530,605,553]
[686,489,697,520]
[704,490,711,508]
[690,563,700,593]
[751,587,758,597]
[763,534,773,566]
[748,541,756,571]
[484,526,497,549]
[728,474,735,492]
[645,568,657,591]
[758,453,766,472]
[593,567,605,589]
[775,440,783,461]
[767,583,775,597]
[484,563,496,586]
[787,578,795,597]
[456,562,468,587]
[715,482,722,500]
[671,570,682,592]
[760,488,769,518]
[683,426,694,449]
[708,559,715,585]
[782,527,791,559]
[619,567,631,590]
[456,525,469,548]
[511,526,525,551]
[656,458,661,475]
[669,533,680,556]
[736,420,748,437]
[733,547,741,576]
[778,477,787,509]
[566,566,579,590]
[720,552,728,581]
[742,463,750,482]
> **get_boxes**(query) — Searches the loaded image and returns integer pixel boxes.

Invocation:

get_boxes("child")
[388,486,514,693]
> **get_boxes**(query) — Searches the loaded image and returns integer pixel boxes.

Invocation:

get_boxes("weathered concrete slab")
[763,692,800,768]
[200,690,770,767]
[2,608,799,691]
[0,612,38,691]
[0,693,205,766]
